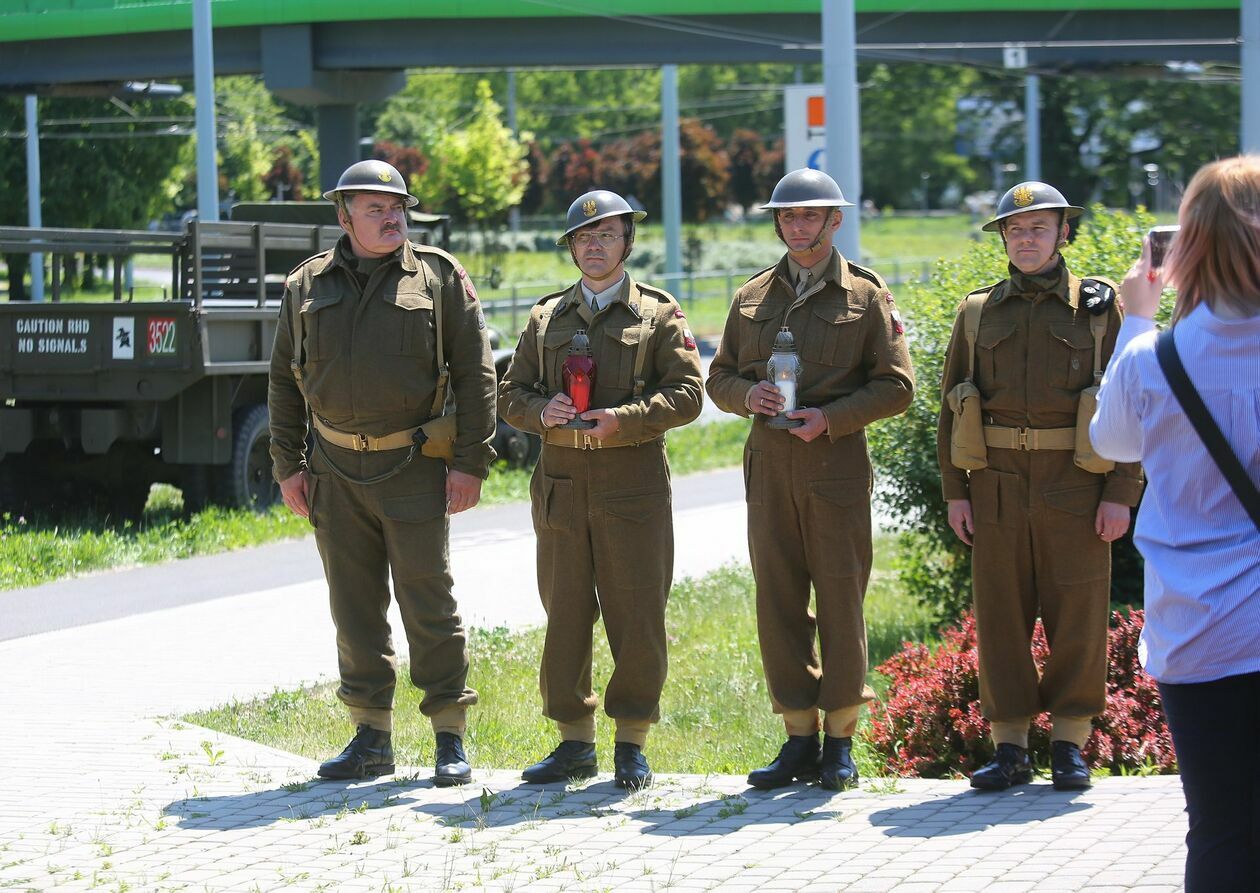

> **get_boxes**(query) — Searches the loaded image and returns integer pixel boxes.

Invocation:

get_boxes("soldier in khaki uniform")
[498,190,703,790]
[936,182,1144,791]
[268,160,496,785]
[707,169,915,791]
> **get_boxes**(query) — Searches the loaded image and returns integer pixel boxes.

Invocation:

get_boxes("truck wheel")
[215,404,279,510]
[180,466,214,515]
[494,419,541,469]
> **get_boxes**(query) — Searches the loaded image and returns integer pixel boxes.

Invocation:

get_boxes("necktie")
[796,268,811,296]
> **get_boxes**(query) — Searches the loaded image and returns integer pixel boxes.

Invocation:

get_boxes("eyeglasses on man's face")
[572,231,625,247]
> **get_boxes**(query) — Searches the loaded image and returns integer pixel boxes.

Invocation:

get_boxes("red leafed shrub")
[867,609,1176,777]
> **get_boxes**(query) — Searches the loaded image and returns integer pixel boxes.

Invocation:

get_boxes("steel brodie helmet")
[761,168,855,209]
[556,190,647,246]
[322,159,419,208]
[984,181,1083,232]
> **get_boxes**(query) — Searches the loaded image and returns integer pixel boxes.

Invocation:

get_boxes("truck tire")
[215,404,279,511]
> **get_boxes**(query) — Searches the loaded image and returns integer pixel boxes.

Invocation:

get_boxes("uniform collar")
[580,272,628,310]
[777,247,852,294]
[312,234,411,278]
[1004,257,1070,305]
[559,275,639,317]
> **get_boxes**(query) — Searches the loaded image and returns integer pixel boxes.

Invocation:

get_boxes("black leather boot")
[434,732,472,787]
[318,725,395,780]
[521,740,597,784]
[819,735,859,791]
[969,743,1033,791]
[1050,740,1092,791]
[613,743,653,791]
[747,734,821,789]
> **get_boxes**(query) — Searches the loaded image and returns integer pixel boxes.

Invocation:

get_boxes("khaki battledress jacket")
[497,276,702,744]
[936,260,1144,739]
[706,248,915,737]
[267,236,496,729]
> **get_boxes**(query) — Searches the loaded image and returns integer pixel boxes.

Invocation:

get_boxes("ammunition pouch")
[416,413,456,464]
[946,380,988,470]
[1073,386,1114,473]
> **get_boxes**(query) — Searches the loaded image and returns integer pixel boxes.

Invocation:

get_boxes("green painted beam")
[0,0,1239,44]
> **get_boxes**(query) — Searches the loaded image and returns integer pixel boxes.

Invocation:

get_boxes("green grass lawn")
[0,418,751,591]
[187,545,936,780]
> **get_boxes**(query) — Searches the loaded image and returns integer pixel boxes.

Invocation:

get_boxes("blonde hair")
[1166,154,1260,322]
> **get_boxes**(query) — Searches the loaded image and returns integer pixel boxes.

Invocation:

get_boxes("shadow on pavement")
[867,786,1091,837]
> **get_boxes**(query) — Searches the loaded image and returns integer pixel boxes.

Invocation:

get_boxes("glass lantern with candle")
[765,326,804,429]
[559,328,597,429]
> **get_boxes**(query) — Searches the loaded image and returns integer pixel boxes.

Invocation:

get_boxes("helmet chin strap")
[774,208,836,253]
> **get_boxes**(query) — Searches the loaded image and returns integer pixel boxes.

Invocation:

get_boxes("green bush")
[869,206,1155,622]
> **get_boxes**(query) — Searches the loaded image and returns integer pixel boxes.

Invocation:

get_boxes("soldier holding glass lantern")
[706,168,915,791]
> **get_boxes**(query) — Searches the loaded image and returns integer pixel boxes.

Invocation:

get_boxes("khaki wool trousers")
[309,440,477,729]
[531,439,673,744]
[744,422,876,737]
[969,449,1111,736]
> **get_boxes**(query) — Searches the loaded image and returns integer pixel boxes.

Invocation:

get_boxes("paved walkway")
[0,469,1187,892]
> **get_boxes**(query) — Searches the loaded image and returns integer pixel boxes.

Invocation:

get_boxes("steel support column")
[822,0,861,260]
[661,64,683,296]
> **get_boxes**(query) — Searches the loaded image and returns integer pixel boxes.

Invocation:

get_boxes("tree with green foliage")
[409,80,528,226]
[868,206,1154,622]
[859,62,983,209]
[974,70,1238,209]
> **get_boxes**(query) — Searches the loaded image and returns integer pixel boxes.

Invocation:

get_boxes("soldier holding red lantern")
[497,190,703,790]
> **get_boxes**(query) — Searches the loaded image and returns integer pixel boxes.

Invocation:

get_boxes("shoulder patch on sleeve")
[454,263,479,302]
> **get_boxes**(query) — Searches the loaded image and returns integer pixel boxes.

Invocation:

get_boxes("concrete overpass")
[0,1,1248,188]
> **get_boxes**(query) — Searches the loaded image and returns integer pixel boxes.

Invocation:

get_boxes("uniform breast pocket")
[600,325,642,390]
[1048,323,1095,390]
[542,327,577,392]
[975,323,1017,392]
[384,290,436,357]
[737,300,782,362]
[801,303,863,368]
[300,296,343,362]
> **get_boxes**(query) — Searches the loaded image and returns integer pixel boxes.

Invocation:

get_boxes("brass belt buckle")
[1017,428,1030,451]
[354,432,370,452]
[582,433,594,450]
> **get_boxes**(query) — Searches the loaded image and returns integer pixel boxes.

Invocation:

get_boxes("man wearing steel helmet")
[936,181,1143,791]
[498,190,703,789]
[707,169,914,791]
[268,160,496,786]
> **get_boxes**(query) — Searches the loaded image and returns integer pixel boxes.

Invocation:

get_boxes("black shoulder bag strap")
[1156,329,1260,532]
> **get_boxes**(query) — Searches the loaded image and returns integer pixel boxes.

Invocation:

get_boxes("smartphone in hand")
[1148,224,1180,269]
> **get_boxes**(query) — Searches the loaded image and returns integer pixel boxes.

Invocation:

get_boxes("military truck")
[0,216,538,521]
[0,220,342,519]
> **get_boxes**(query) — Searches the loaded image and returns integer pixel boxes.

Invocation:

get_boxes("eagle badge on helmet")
[582,200,598,217]
[1012,185,1035,207]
